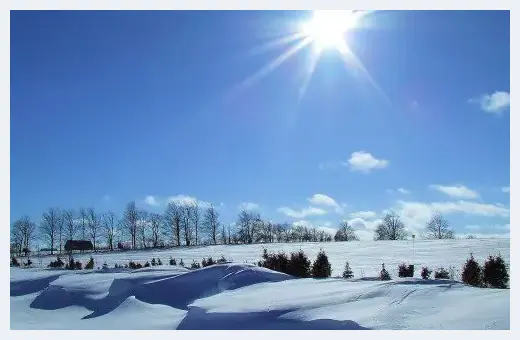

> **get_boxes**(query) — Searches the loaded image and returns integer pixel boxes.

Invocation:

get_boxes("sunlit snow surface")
[11,239,509,330]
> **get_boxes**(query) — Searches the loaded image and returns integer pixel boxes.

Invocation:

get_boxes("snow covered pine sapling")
[483,254,509,289]
[342,261,354,279]
[421,267,432,280]
[311,249,332,278]
[287,249,311,278]
[461,253,483,287]
[380,263,391,281]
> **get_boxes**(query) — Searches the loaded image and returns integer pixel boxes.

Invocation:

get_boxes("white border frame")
[3,0,516,338]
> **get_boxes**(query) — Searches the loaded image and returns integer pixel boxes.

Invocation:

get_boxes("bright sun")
[302,10,358,51]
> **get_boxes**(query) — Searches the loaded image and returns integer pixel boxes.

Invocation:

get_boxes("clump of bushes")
[483,254,509,289]
[157,258,162,265]
[169,257,177,266]
[48,256,65,268]
[128,261,143,269]
[312,250,332,278]
[202,257,216,268]
[11,257,20,267]
[421,267,432,280]
[144,261,150,268]
[102,262,108,270]
[85,257,95,270]
[342,261,354,279]
[434,267,450,279]
[217,255,227,264]
[114,263,123,269]
[23,258,33,267]
[151,258,157,266]
[398,263,415,278]
[380,263,391,281]
[179,259,185,267]
[287,250,311,278]
[461,254,482,287]
[257,249,289,274]
[191,260,201,269]
[66,258,82,270]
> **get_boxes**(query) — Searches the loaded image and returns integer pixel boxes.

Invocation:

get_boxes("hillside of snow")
[12,239,510,330]
[25,238,509,278]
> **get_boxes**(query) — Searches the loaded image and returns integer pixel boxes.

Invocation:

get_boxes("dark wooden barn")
[64,240,93,252]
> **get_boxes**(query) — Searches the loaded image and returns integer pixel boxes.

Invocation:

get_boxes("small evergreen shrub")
[102,262,108,270]
[342,261,354,279]
[398,263,415,278]
[24,258,33,267]
[191,260,201,269]
[287,249,311,278]
[75,261,82,270]
[483,254,509,289]
[151,258,157,266]
[434,267,450,279]
[421,267,432,280]
[201,258,207,267]
[128,260,143,269]
[311,250,332,278]
[144,261,150,268]
[461,254,483,287]
[169,257,177,266]
[85,257,94,270]
[48,257,65,268]
[217,255,227,264]
[380,263,391,281]
[179,259,184,267]
[66,257,75,270]
[258,249,290,274]
[157,258,162,265]
[11,257,20,267]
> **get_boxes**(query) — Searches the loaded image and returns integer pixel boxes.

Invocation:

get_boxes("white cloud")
[238,202,260,211]
[469,91,510,114]
[167,195,212,208]
[502,186,510,193]
[395,200,509,231]
[307,194,344,213]
[292,220,337,236]
[347,151,389,173]
[349,211,377,219]
[429,184,479,199]
[278,206,327,218]
[347,217,382,231]
[397,188,411,194]
[144,195,160,207]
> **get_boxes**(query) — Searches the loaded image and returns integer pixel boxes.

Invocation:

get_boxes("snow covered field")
[11,239,510,330]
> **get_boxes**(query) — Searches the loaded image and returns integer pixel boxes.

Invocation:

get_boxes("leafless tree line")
[11,202,455,256]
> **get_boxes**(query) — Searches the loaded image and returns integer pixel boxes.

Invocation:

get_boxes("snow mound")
[11,263,509,330]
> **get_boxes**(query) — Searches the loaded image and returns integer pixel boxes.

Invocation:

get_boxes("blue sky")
[10,10,510,239]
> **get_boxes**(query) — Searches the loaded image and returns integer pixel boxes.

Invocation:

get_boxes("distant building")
[64,240,93,252]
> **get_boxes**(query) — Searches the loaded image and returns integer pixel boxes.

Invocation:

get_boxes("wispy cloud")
[347,151,389,173]
[167,195,212,208]
[469,91,510,114]
[238,202,260,211]
[307,194,344,213]
[349,211,377,219]
[144,195,160,207]
[397,188,411,194]
[278,206,327,218]
[429,184,479,199]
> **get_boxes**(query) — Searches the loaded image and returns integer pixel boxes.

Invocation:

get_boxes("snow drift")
[11,263,509,330]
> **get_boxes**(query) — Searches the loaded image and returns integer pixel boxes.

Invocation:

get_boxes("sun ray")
[228,36,314,99]
[247,31,309,57]
[297,45,321,105]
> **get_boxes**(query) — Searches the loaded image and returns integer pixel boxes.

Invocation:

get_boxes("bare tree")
[236,210,262,244]
[102,211,118,251]
[334,221,359,242]
[203,205,220,245]
[164,202,182,246]
[220,224,227,245]
[78,208,88,240]
[11,221,23,256]
[41,208,61,255]
[138,210,149,249]
[123,201,139,249]
[374,211,407,241]
[181,204,193,246]
[426,212,454,239]
[11,216,36,256]
[191,202,201,245]
[56,210,64,254]
[86,208,101,251]
[149,213,162,248]
[63,210,76,242]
